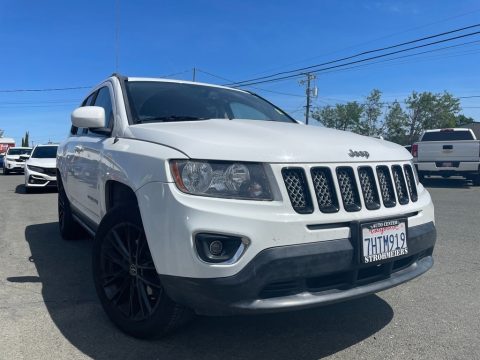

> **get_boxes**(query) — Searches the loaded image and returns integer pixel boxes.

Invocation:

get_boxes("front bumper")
[161,222,436,315]
[25,168,57,187]
[416,161,480,176]
[4,161,25,171]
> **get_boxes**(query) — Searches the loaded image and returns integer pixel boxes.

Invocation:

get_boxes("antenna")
[115,0,120,72]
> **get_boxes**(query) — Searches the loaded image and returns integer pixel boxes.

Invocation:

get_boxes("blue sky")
[0,0,479,145]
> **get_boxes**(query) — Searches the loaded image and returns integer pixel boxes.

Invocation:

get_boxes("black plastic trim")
[160,221,436,316]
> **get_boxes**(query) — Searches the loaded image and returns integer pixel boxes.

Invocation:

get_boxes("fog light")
[195,233,248,263]
[209,240,223,256]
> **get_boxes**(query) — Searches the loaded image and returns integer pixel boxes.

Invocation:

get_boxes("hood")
[26,157,56,168]
[127,119,411,163]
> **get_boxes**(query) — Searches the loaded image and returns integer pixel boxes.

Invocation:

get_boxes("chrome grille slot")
[403,165,418,202]
[281,168,313,214]
[336,167,361,212]
[376,166,396,208]
[358,166,380,210]
[392,165,409,205]
[310,167,339,213]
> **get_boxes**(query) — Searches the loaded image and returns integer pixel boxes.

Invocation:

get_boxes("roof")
[0,137,15,143]
[124,76,249,93]
[423,128,473,132]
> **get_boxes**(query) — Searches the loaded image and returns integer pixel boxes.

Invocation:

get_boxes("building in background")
[0,130,16,155]
[460,122,480,139]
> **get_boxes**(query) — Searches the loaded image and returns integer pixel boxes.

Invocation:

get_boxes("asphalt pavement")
[0,172,479,360]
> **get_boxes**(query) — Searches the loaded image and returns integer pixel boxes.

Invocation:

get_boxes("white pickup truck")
[413,128,480,185]
[57,74,436,338]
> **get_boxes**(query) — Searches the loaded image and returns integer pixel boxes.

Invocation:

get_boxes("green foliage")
[312,102,363,131]
[312,90,475,145]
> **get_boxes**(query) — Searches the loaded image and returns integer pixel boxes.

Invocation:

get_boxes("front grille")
[310,167,339,213]
[358,167,380,210]
[376,166,396,208]
[392,165,409,205]
[282,163,417,213]
[44,168,56,177]
[336,167,361,212]
[403,165,418,202]
[282,168,313,214]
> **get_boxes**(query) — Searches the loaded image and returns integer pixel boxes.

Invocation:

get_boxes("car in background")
[413,128,480,185]
[24,144,58,191]
[2,147,32,174]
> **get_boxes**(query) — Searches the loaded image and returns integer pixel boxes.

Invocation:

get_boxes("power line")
[244,8,480,78]
[0,86,91,93]
[195,68,304,97]
[306,39,480,78]
[228,24,480,86]
[229,29,480,87]
[159,69,191,78]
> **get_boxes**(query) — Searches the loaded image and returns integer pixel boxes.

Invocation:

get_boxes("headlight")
[27,165,44,173]
[170,160,273,200]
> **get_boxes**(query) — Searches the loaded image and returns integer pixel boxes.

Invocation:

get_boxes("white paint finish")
[129,120,412,163]
[71,106,106,129]
[137,168,434,278]
[56,76,436,280]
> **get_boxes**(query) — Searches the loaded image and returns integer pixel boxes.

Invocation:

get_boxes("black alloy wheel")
[93,205,191,338]
[99,221,162,321]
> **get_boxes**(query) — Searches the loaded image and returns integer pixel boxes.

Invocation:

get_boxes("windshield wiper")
[136,115,210,123]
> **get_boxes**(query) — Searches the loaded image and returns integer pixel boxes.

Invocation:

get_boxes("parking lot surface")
[0,173,479,360]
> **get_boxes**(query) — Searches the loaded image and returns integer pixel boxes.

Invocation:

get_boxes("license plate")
[441,162,452,167]
[361,219,408,264]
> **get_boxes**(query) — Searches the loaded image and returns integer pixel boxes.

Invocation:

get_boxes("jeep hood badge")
[348,149,370,159]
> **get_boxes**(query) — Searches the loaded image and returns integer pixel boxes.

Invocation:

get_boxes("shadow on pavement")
[24,222,394,360]
[15,183,58,194]
[421,177,473,189]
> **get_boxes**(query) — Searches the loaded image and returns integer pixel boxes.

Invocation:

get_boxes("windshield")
[31,146,58,158]
[7,148,32,156]
[421,130,474,141]
[126,81,295,124]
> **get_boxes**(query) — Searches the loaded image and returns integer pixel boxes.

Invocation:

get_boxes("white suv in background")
[2,147,32,174]
[57,74,436,338]
[24,144,58,192]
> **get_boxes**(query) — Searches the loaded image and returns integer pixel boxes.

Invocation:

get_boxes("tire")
[472,174,480,186]
[3,167,9,175]
[417,171,425,183]
[92,205,192,339]
[58,180,81,240]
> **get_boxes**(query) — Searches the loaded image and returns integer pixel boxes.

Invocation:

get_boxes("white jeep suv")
[57,74,436,338]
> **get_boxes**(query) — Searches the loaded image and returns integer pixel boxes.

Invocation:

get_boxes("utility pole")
[299,73,317,125]
[192,67,196,81]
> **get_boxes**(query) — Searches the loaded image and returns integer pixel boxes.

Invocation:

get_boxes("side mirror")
[71,106,106,128]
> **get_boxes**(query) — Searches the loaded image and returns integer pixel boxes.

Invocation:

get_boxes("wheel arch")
[104,180,139,212]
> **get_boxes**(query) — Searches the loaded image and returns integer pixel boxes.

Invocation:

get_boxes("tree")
[312,102,363,132]
[404,91,461,143]
[384,101,409,145]
[358,89,383,136]
[455,114,474,127]
[21,131,29,147]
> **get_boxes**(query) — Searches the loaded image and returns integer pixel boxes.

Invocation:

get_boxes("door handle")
[74,145,84,153]
[443,145,453,150]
